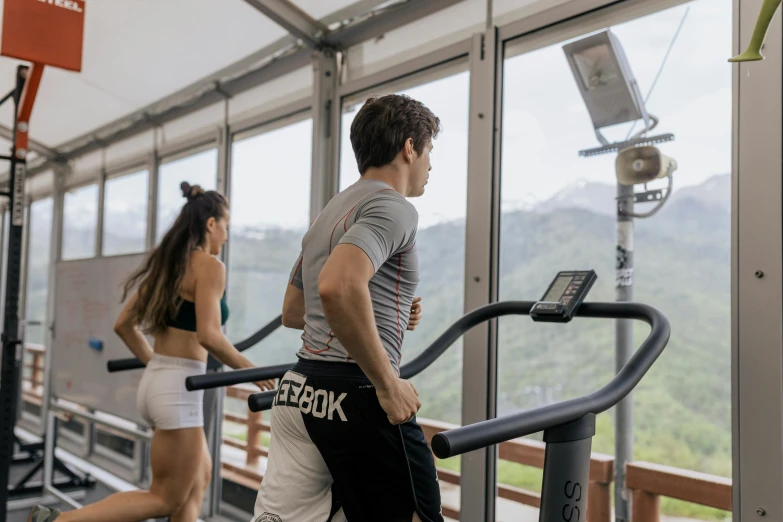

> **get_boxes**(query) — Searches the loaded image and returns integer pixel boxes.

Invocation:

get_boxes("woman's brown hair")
[121,182,228,334]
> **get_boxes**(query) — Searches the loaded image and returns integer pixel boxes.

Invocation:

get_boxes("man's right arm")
[282,253,305,330]
[318,244,420,424]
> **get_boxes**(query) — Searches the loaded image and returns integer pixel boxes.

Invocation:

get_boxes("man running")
[252,94,443,522]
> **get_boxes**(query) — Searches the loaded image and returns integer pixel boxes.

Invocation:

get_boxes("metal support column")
[0,208,6,323]
[216,112,231,266]
[40,165,66,436]
[217,120,230,200]
[51,166,65,267]
[461,29,501,522]
[615,183,634,522]
[17,201,30,330]
[310,50,339,219]
[146,149,159,250]
[207,117,231,519]
[733,0,783,520]
[0,65,30,522]
[95,168,106,257]
[15,199,31,429]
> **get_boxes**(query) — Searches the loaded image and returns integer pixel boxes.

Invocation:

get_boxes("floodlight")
[563,30,651,145]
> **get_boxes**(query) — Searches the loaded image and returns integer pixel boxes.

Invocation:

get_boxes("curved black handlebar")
[246,301,543,412]
[234,316,284,352]
[106,315,283,373]
[431,301,669,459]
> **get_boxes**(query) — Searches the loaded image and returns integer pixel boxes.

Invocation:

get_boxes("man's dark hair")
[350,94,441,175]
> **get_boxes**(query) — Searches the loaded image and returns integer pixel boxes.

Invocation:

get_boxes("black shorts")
[252,359,443,522]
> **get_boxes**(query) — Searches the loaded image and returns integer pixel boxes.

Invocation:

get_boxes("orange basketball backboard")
[1,0,85,72]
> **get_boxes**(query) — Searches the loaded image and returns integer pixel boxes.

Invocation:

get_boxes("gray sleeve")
[338,192,418,272]
[288,253,304,290]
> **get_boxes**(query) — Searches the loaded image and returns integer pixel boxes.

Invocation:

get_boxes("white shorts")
[136,354,206,430]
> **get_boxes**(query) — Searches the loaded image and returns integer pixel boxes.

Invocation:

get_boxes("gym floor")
[6,459,114,522]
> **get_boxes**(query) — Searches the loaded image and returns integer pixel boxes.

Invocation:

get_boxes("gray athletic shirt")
[289,179,420,373]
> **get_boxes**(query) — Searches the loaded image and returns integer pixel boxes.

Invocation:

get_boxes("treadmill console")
[530,270,597,323]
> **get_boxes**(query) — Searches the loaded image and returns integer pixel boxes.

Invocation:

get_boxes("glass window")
[220,118,312,512]
[340,71,470,496]
[156,148,217,244]
[103,170,149,256]
[226,119,313,362]
[497,0,731,518]
[62,184,99,261]
[25,198,53,346]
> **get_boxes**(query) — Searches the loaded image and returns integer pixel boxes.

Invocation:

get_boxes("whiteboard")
[51,253,149,426]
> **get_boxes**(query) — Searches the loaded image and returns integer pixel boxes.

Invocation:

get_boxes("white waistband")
[148,353,207,371]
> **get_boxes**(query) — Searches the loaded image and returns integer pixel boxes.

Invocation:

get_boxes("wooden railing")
[626,461,732,522]
[21,343,45,407]
[224,385,271,462]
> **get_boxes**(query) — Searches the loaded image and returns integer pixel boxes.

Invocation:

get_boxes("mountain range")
[529,173,730,217]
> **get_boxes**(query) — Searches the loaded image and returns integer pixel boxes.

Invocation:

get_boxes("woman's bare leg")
[54,427,205,522]
[170,435,212,522]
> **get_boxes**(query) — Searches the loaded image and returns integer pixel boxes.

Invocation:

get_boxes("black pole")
[0,65,29,522]
[0,88,16,110]
[538,415,595,522]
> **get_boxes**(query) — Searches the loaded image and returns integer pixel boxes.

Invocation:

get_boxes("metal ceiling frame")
[3,0,463,184]
[243,0,330,48]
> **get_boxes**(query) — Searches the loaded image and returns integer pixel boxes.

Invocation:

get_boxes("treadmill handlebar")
[431,301,670,459]
[106,358,145,372]
[186,363,293,391]
[234,315,284,352]
[246,301,540,412]
[106,315,283,373]
[249,390,276,412]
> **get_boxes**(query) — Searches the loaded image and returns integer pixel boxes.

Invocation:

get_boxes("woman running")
[28,182,274,522]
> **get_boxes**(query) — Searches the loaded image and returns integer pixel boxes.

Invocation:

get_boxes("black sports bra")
[167,293,229,332]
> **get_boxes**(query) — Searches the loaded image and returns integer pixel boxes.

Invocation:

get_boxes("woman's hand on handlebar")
[255,379,276,392]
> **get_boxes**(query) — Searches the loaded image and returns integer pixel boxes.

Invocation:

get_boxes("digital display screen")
[543,275,573,302]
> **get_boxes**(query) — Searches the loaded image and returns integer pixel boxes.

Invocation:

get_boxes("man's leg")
[252,371,338,522]
[300,373,443,522]
[400,419,444,522]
